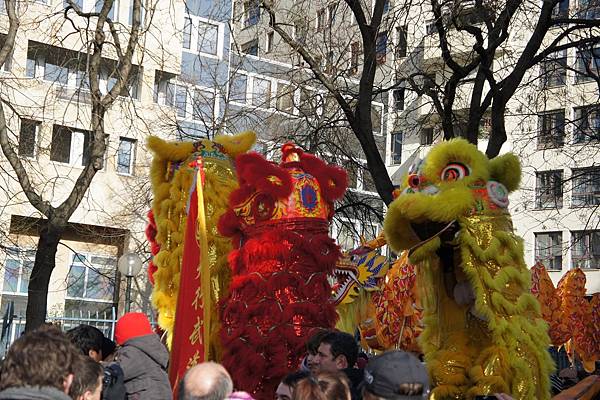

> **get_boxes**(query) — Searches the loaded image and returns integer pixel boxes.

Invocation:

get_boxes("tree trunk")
[25,221,65,332]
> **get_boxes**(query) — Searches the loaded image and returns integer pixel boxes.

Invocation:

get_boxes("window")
[50,125,91,166]
[535,170,563,209]
[117,137,136,175]
[197,21,219,55]
[66,253,116,302]
[340,159,357,189]
[336,223,357,251]
[18,119,39,158]
[540,50,566,87]
[426,20,438,35]
[266,31,274,53]
[241,39,259,56]
[372,105,383,135]
[325,51,336,74]
[376,32,388,64]
[571,230,600,269]
[392,87,404,111]
[64,0,116,19]
[575,47,600,83]
[574,105,600,143]
[252,77,271,107]
[230,73,248,103]
[395,25,407,58]
[127,0,146,26]
[350,42,360,74]
[572,167,600,207]
[2,249,35,295]
[383,0,390,13]
[535,232,563,271]
[361,167,377,193]
[192,88,216,121]
[294,19,308,43]
[391,132,402,165]
[175,88,187,118]
[276,83,295,113]
[26,41,140,98]
[243,0,260,27]
[420,127,434,145]
[153,70,176,106]
[299,87,322,116]
[538,110,565,149]
[576,0,600,19]
[183,17,192,49]
[316,8,326,30]
[553,0,569,17]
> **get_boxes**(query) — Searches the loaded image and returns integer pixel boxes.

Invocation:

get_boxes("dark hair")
[292,372,350,400]
[319,332,358,368]
[66,325,105,357]
[69,356,103,399]
[282,371,310,388]
[102,336,117,360]
[306,329,331,354]
[0,325,80,391]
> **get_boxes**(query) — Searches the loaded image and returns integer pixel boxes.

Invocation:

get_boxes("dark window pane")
[67,265,86,298]
[3,259,19,293]
[18,119,38,158]
[50,125,72,163]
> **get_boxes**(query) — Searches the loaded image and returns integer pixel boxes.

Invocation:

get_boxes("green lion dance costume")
[383,139,553,400]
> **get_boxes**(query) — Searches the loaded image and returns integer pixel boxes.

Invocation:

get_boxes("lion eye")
[441,163,470,182]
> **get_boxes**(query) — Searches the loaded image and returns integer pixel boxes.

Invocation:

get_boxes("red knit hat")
[115,312,153,345]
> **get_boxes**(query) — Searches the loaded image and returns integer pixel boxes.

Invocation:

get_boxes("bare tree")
[0,0,143,330]
[249,0,600,208]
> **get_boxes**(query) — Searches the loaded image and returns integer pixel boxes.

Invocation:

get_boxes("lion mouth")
[329,263,359,305]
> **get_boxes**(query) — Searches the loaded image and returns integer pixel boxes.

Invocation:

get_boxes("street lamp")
[118,253,143,313]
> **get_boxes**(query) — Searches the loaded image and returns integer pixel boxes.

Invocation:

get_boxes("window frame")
[1,248,35,296]
[116,137,136,175]
[535,170,564,209]
[65,253,117,303]
[534,232,563,271]
[18,119,40,159]
[537,109,565,149]
[571,167,600,207]
[182,14,225,60]
[573,104,600,144]
[571,230,600,269]
[391,131,402,165]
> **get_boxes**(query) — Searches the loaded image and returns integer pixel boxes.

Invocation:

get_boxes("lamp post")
[117,253,143,313]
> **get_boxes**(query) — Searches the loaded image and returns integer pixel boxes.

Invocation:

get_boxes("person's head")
[178,362,233,400]
[101,336,117,361]
[313,332,358,373]
[0,324,80,394]
[66,325,105,362]
[276,371,310,400]
[306,330,331,373]
[114,312,153,345]
[361,351,429,400]
[292,372,351,400]
[69,356,104,400]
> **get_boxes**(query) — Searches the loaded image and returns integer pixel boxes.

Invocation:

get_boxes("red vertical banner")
[169,178,204,395]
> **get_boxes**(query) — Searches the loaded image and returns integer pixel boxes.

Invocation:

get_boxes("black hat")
[362,351,429,400]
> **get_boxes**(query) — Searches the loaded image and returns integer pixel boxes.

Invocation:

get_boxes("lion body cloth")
[384,139,553,400]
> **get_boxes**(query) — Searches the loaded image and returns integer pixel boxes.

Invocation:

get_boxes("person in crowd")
[361,350,429,400]
[311,331,362,400]
[301,329,331,373]
[292,372,351,400]
[112,312,171,400]
[66,324,125,400]
[178,362,233,400]
[66,325,105,362]
[69,357,104,400]
[275,371,310,400]
[0,324,79,400]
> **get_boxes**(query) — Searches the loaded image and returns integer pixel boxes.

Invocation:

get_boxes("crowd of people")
[0,312,579,400]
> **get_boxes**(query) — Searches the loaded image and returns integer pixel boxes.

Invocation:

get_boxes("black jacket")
[343,368,364,400]
[112,334,172,400]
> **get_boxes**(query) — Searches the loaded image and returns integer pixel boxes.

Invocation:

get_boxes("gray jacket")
[113,334,172,400]
[0,386,71,400]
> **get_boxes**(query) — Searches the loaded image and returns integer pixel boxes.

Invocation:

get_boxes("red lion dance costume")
[218,143,348,398]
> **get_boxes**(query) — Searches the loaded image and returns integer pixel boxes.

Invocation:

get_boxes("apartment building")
[386,0,600,293]
[0,0,184,339]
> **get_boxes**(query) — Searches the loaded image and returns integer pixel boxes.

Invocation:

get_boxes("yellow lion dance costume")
[384,139,553,399]
[147,131,255,355]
